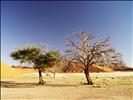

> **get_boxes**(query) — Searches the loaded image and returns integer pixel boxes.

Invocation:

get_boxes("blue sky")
[1,1,132,67]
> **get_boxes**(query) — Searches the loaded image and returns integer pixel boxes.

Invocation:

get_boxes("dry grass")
[1,62,133,100]
[1,72,133,100]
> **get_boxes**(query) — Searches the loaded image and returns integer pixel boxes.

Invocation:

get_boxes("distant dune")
[1,61,114,78]
[12,63,113,73]
[1,62,24,78]
[62,62,113,73]
[1,62,37,78]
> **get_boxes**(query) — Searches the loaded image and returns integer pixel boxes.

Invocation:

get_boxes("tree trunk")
[84,69,93,85]
[53,72,55,78]
[51,71,55,78]
[38,69,46,84]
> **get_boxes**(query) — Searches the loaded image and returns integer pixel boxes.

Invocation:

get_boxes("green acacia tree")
[10,43,61,84]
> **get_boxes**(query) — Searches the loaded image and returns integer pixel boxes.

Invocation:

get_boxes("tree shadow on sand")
[1,81,77,88]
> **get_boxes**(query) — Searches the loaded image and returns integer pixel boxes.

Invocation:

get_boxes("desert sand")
[1,62,133,100]
[1,62,37,78]
[1,62,24,78]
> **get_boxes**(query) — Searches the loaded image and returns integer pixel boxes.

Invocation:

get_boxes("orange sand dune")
[63,62,113,73]
[90,64,113,72]
[1,62,24,78]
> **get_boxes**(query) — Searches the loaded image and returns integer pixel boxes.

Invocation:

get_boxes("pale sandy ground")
[1,72,133,100]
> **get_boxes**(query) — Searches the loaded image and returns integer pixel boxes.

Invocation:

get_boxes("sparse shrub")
[111,77,115,79]
[93,85,102,88]
[80,81,83,84]
[103,81,106,84]
[82,78,85,80]
[113,84,116,86]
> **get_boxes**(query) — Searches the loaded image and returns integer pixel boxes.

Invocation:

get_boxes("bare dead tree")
[63,30,120,85]
[107,53,126,71]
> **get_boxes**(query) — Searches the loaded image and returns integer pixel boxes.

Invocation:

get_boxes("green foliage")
[34,50,61,70]
[45,50,61,65]
[10,45,40,63]
[10,44,61,71]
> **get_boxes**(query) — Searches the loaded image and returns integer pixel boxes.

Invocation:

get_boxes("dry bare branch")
[64,30,125,85]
